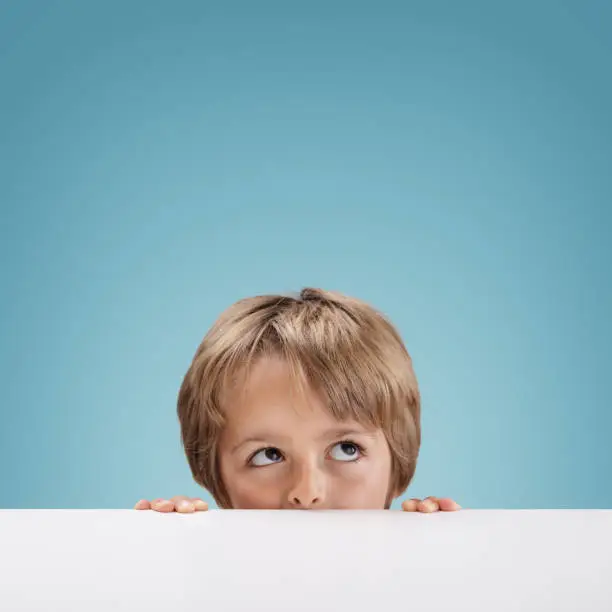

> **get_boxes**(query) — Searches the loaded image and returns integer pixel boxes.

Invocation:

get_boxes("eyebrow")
[231,427,377,454]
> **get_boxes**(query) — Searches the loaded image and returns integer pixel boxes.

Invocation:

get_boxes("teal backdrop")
[1,1,610,509]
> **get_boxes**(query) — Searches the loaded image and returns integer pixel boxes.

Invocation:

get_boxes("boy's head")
[177,288,421,509]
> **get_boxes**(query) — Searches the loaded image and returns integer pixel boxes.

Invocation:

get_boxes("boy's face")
[218,356,396,509]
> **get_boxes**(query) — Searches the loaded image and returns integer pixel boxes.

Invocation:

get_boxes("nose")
[287,465,325,509]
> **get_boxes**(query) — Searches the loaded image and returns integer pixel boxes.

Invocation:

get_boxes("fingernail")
[181,500,199,513]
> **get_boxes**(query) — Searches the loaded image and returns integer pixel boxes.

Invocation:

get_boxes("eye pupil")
[265,448,281,461]
[341,443,356,455]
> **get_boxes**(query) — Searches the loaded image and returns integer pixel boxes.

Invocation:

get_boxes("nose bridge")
[288,456,325,507]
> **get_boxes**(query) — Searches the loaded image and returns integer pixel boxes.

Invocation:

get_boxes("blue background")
[1,1,610,510]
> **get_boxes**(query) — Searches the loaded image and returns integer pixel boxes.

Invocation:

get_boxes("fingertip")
[439,498,462,511]
[134,500,150,510]
[419,499,439,513]
[175,500,196,513]
[401,499,419,512]
[192,498,209,511]
[150,499,174,513]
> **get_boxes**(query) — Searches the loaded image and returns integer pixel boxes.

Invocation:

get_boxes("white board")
[1,509,611,611]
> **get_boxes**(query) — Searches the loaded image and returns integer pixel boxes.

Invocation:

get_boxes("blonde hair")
[177,287,421,508]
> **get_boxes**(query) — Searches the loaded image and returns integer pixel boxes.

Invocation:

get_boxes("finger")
[170,495,201,514]
[150,498,175,513]
[401,498,420,512]
[175,499,197,513]
[170,495,203,514]
[190,498,209,511]
[437,498,462,511]
[134,499,151,510]
[418,497,439,513]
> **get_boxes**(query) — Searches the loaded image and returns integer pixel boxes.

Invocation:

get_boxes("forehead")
[222,356,350,433]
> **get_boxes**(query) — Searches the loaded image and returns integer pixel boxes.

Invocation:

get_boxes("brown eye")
[250,447,283,467]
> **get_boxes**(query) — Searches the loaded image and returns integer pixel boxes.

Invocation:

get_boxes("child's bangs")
[283,345,392,431]
[241,316,395,431]
[214,298,402,434]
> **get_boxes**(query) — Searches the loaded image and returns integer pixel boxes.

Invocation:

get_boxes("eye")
[329,441,363,462]
[249,447,283,467]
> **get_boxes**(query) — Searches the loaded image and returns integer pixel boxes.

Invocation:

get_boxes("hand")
[402,496,461,513]
[134,495,209,513]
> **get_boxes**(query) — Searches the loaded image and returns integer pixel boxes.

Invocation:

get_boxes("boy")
[135,288,460,513]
